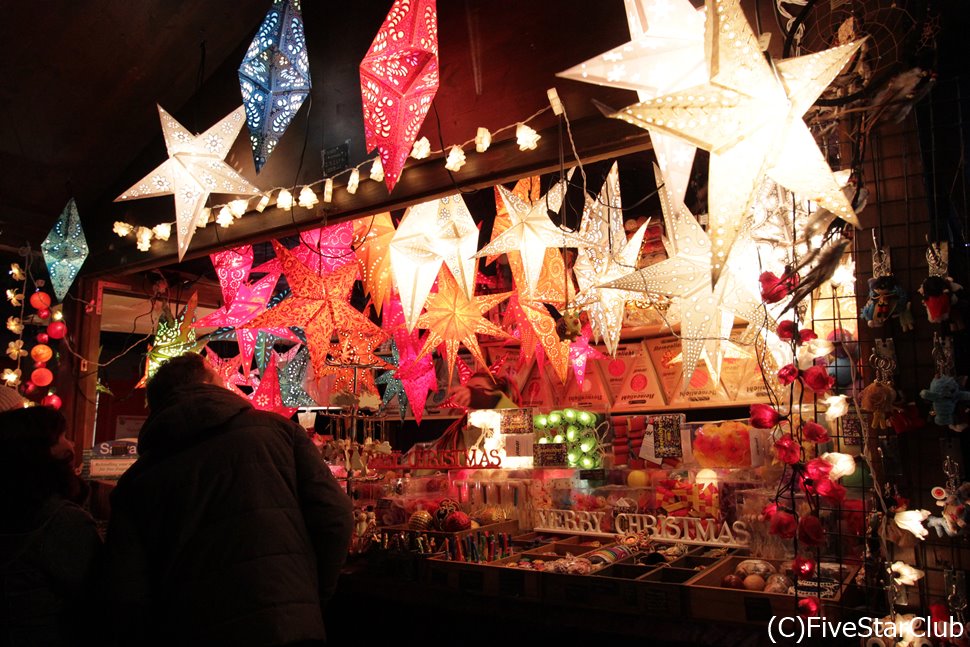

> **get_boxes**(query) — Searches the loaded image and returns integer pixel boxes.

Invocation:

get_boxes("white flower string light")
[115,98,559,253]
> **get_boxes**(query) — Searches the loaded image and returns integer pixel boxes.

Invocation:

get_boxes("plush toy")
[928,482,970,537]
[920,274,966,330]
[862,275,914,330]
[920,376,970,429]
[860,381,898,429]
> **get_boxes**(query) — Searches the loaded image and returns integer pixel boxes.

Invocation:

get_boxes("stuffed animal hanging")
[928,482,970,537]
[920,376,970,429]
[862,274,914,330]
[920,274,965,329]
[860,381,897,429]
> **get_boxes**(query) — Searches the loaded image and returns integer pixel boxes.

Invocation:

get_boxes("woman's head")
[0,406,81,523]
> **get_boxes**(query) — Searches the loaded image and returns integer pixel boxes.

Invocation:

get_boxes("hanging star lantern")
[359,0,439,192]
[376,339,410,418]
[247,242,389,381]
[476,171,588,297]
[140,294,205,387]
[600,165,767,386]
[249,352,297,418]
[204,347,248,393]
[569,324,606,387]
[573,163,649,355]
[210,245,255,305]
[254,222,356,276]
[385,296,437,423]
[238,0,311,172]
[194,271,299,368]
[277,345,317,407]
[42,198,88,302]
[353,212,396,315]
[610,0,862,278]
[558,0,706,203]
[414,269,511,385]
[115,106,261,260]
[505,295,571,384]
[389,193,479,331]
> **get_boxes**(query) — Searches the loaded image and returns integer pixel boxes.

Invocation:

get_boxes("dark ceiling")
[0,0,271,252]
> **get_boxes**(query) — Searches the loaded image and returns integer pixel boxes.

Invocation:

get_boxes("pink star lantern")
[569,324,606,387]
[359,0,439,192]
[248,352,296,418]
[253,222,357,276]
[211,245,254,304]
[204,347,248,394]
[385,296,437,423]
[193,272,300,368]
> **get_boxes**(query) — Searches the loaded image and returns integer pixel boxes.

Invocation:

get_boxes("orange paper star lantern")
[415,269,511,385]
[353,212,396,314]
[247,241,389,381]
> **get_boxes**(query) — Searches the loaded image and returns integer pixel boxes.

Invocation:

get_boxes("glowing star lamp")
[115,106,261,260]
[352,213,396,315]
[414,269,511,386]
[389,193,478,331]
[610,0,863,279]
[359,0,439,192]
[42,198,88,302]
[476,170,587,297]
[210,245,255,305]
[140,294,205,386]
[238,0,311,172]
[248,353,297,418]
[277,345,317,408]
[254,221,356,276]
[557,0,706,204]
[246,242,388,380]
[572,163,648,355]
[569,325,606,387]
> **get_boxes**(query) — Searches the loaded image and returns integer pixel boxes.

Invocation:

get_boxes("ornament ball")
[47,321,68,339]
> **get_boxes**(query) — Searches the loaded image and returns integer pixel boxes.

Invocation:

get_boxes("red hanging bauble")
[29,292,52,310]
[31,367,54,387]
[41,394,62,410]
[36,332,50,344]
[47,321,68,340]
[30,344,53,363]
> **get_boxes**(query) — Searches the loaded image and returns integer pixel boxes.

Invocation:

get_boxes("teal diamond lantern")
[42,199,88,302]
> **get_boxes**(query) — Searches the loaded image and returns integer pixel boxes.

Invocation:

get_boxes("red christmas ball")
[37,308,51,320]
[29,292,52,310]
[21,381,36,394]
[31,367,54,387]
[41,394,62,410]
[33,361,47,369]
[30,344,53,363]
[47,321,67,340]
[36,333,49,344]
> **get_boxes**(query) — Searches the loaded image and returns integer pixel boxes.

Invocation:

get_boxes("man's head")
[147,353,218,411]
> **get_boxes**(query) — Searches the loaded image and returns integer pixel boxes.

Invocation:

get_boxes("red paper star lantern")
[247,242,389,381]
[385,296,437,423]
[249,352,297,418]
[415,268,511,385]
[253,223,357,276]
[569,324,606,387]
[210,245,254,304]
[359,0,439,192]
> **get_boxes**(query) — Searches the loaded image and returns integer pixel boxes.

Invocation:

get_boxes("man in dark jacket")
[101,353,353,646]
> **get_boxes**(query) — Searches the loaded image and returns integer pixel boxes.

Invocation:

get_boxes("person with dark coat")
[0,406,101,647]
[100,353,353,646]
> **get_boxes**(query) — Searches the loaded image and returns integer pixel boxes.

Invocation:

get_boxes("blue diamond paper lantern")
[42,199,88,302]
[238,0,311,172]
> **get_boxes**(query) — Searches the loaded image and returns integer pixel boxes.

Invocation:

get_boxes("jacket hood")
[138,384,252,457]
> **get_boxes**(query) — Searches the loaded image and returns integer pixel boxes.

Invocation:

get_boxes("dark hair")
[146,352,212,410]
[0,406,82,529]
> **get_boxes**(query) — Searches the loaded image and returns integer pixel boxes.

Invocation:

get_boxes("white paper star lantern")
[115,106,261,260]
[390,193,479,331]
[610,0,863,279]
[558,0,706,204]
[475,170,587,297]
[573,163,648,355]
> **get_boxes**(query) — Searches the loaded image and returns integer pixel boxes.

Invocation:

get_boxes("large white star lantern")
[389,194,479,331]
[573,163,648,356]
[475,171,588,297]
[558,0,706,204]
[609,0,863,280]
[115,106,261,260]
